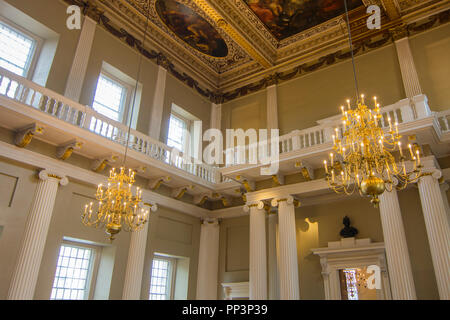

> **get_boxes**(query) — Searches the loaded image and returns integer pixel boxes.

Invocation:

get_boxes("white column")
[64,16,97,102]
[394,37,422,98]
[266,84,278,131]
[122,204,157,300]
[418,171,450,300]
[8,170,68,300]
[210,103,222,131]
[148,66,167,140]
[196,219,220,299]
[271,195,300,300]
[244,201,267,300]
[379,188,416,299]
[267,213,280,300]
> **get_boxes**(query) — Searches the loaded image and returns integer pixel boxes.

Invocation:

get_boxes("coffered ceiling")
[73,0,450,100]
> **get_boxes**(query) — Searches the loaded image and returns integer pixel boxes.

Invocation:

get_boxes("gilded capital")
[390,24,409,41]
[38,170,69,186]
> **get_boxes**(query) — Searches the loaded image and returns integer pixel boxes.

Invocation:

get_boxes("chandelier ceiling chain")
[322,0,424,207]
[82,0,153,241]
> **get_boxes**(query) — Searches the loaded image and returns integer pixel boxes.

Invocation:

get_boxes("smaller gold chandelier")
[324,95,423,207]
[82,167,149,241]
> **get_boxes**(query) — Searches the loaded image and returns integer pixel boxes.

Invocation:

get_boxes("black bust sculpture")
[340,216,358,238]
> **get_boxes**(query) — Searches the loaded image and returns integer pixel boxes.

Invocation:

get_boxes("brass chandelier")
[82,168,149,241]
[81,0,152,241]
[322,0,423,206]
[324,95,423,207]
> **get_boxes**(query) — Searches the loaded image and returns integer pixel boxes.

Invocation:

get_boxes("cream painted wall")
[160,73,212,145]
[217,215,250,299]
[80,26,158,135]
[410,24,450,111]
[221,90,267,134]
[3,0,212,142]
[4,0,80,95]
[221,45,405,135]
[0,157,201,300]
[0,160,38,299]
[141,207,201,299]
[277,45,405,135]
[217,189,441,300]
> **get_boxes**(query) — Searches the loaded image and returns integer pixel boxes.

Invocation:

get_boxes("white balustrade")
[0,67,219,183]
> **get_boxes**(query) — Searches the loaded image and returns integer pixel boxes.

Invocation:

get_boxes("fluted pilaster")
[8,170,68,300]
[379,188,416,299]
[196,219,220,300]
[266,85,278,130]
[418,172,450,300]
[245,201,267,300]
[148,66,167,140]
[394,37,422,98]
[271,196,300,300]
[122,204,157,300]
[64,16,97,102]
[267,213,279,300]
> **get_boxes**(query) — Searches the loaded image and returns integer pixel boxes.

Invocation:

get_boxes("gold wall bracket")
[56,140,83,160]
[14,123,43,148]
[148,176,171,190]
[91,154,118,173]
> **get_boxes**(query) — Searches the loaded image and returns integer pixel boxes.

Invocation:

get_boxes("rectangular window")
[167,113,187,152]
[92,73,127,123]
[50,243,96,300]
[149,256,175,300]
[0,20,36,77]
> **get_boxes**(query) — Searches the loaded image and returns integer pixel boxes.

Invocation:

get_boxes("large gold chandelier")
[81,0,152,241]
[322,0,423,207]
[324,95,423,207]
[82,168,149,241]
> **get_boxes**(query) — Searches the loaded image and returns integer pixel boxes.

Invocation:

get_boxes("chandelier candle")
[323,95,423,207]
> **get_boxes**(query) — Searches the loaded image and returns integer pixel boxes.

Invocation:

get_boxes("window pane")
[92,74,126,122]
[167,114,186,152]
[0,21,35,77]
[51,244,93,300]
[149,258,171,300]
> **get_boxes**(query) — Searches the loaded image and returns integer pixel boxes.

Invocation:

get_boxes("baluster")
[5,78,12,96]
[29,90,37,107]
[14,84,22,100]
[443,117,449,132]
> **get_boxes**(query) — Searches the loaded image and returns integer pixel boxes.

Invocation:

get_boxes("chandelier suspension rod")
[343,0,360,102]
[123,0,151,166]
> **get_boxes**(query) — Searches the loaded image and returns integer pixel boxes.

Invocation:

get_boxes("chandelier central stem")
[343,0,360,103]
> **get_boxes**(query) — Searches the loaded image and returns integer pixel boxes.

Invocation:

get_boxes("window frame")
[50,240,101,300]
[149,255,177,300]
[93,70,135,125]
[167,111,191,153]
[0,15,42,79]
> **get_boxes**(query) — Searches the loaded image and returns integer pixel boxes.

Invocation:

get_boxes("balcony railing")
[0,67,220,183]
[223,94,446,167]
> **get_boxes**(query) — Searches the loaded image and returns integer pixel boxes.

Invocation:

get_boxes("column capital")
[201,218,220,226]
[142,201,158,212]
[39,170,69,186]
[271,195,300,208]
[390,24,409,42]
[421,169,442,181]
[243,200,264,212]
